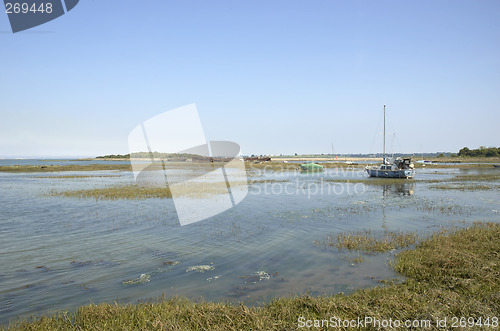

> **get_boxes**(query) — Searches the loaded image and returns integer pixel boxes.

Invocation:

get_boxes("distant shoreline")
[80,156,500,163]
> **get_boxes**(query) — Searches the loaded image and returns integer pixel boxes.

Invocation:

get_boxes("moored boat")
[366,157,415,178]
[365,105,415,179]
[300,163,324,171]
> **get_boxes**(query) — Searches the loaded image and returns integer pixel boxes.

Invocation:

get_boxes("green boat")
[300,163,324,171]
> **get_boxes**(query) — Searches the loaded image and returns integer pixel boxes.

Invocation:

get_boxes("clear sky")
[1,0,499,158]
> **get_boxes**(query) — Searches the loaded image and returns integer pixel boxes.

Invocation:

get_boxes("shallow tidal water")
[0,160,499,325]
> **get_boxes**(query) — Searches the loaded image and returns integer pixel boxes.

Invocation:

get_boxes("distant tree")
[486,148,499,157]
[457,146,499,157]
[458,147,470,157]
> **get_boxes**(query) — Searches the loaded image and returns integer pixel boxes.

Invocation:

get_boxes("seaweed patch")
[186,264,215,273]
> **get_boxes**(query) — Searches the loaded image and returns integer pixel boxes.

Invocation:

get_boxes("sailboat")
[365,105,416,179]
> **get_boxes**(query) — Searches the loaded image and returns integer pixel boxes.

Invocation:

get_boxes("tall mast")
[383,105,386,162]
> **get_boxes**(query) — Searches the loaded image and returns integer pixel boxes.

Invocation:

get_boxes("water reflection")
[381,182,415,196]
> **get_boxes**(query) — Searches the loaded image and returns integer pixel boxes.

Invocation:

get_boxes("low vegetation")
[34,175,121,179]
[452,173,500,182]
[430,184,496,191]
[318,230,418,253]
[324,178,410,185]
[428,172,500,190]
[49,181,249,200]
[0,164,132,173]
[49,185,171,200]
[414,162,498,169]
[5,222,498,330]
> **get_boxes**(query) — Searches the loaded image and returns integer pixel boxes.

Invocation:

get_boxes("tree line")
[458,146,500,157]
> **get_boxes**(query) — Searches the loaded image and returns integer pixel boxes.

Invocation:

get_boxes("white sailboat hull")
[366,167,415,179]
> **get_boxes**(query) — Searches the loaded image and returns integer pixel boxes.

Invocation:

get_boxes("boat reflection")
[381,182,415,196]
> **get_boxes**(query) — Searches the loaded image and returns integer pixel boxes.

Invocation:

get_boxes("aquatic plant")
[452,173,500,182]
[122,261,180,286]
[345,255,365,264]
[240,271,276,283]
[50,181,249,200]
[323,230,419,253]
[186,265,215,273]
[430,184,495,191]
[122,274,150,285]
[413,199,474,216]
[50,185,173,200]
[324,178,411,185]
[414,163,496,169]
[248,179,290,184]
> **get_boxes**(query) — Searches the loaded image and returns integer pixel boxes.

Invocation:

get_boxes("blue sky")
[1,0,499,157]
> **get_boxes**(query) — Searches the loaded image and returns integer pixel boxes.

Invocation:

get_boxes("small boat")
[365,105,415,179]
[366,157,415,178]
[493,165,500,168]
[300,163,324,171]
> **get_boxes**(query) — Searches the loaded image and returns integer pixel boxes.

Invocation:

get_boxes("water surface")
[1,160,499,325]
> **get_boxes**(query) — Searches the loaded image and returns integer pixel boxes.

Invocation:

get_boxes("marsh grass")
[348,255,365,264]
[452,173,500,182]
[50,185,173,200]
[248,179,290,184]
[4,223,499,330]
[34,175,121,179]
[424,156,500,163]
[426,172,500,190]
[430,184,496,191]
[322,230,419,253]
[246,162,363,172]
[394,222,500,300]
[0,164,132,173]
[49,181,249,200]
[324,178,411,185]
[414,163,496,169]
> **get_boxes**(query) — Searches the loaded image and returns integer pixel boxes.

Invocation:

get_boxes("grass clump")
[349,255,365,264]
[50,181,249,200]
[430,184,495,191]
[324,178,412,185]
[4,223,500,330]
[452,173,500,182]
[394,222,500,296]
[50,185,173,200]
[327,230,418,253]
